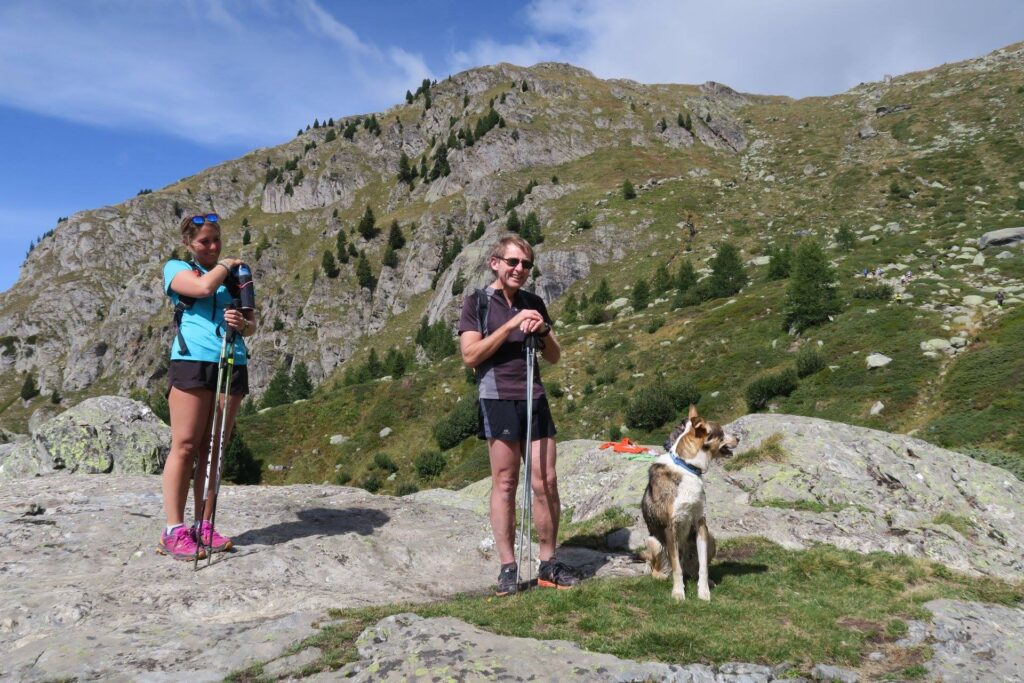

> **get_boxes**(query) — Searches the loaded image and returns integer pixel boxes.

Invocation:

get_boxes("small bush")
[373,453,398,474]
[852,284,894,300]
[333,470,351,485]
[396,482,419,496]
[433,395,480,450]
[622,179,636,200]
[672,287,703,310]
[646,317,665,334]
[745,368,799,412]
[664,379,701,411]
[585,304,610,325]
[609,424,622,441]
[546,380,564,398]
[625,384,676,431]
[795,346,826,378]
[415,450,446,479]
[361,474,381,493]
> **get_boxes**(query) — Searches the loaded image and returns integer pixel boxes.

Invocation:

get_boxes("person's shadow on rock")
[232,507,390,547]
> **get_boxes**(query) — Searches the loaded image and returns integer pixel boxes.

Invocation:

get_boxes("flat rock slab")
[922,599,1024,682]
[330,612,765,682]
[0,476,501,682]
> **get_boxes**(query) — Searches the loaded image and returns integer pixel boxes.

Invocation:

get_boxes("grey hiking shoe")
[537,559,580,589]
[495,562,519,596]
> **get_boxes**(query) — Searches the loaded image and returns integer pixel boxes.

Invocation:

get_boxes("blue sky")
[1,0,1022,292]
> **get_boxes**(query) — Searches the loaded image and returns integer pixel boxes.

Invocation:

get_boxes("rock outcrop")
[0,397,167,479]
[2,413,1023,680]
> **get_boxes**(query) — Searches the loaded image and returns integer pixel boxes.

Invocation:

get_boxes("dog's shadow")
[232,507,390,547]
[709,560,769,583]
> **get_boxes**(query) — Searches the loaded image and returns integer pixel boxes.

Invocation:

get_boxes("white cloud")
[0,0,434,147]
[452,0,1024,98]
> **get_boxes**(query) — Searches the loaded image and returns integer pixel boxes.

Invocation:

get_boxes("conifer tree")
[429,143,450,179]
[405,90,414,103]
[383,348,407,378]
[784,240,842,332]
[506,209,521,232]
[289,362,313,400]
[356,252,375,289]
[322,250,340,278]
[592,278,612,305]
[707,243,747,298]
[261,364,292,408]
[652,263,672,294]
[19,374,39,401]
[675,260,697,291]
[631,279,650,310]
[397,152,415,185]
[767,244,793,280]
[836,224,856,251]
[242,229,251,245]
[522,211,542,243]
[387,220,406,250]
[419,155,429,181]
[358,205,377,240]
[366,348,384,378]
[622,179,636,200]
[382,244,398,268]
[684,113,693,131]
[336,230,348,263]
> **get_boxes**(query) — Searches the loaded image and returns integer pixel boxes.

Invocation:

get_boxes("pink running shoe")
[196,520,233,553]
[157,525,206,561]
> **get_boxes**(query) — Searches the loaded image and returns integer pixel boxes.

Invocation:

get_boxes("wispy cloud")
[0,0,434,147]
[452,0,1024,98]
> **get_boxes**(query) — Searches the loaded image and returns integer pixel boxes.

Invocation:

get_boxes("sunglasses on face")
[190,213,220,225]
[496,256,534,270]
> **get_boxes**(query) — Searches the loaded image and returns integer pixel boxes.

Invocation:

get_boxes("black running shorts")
[168,360,249,396]
[478,396,557,441]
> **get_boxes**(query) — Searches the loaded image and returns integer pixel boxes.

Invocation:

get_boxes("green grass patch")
[931,512,974,538]
[752,498,862,514]
[227,538,1024,681]
[725,432,787,471]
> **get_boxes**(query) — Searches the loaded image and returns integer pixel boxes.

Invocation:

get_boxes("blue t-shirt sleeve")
[163,260,192,297]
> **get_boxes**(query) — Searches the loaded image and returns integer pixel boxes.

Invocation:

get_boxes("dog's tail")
[643,537,668,579]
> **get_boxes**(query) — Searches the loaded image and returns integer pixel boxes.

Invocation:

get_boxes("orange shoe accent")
[537,578,574,590]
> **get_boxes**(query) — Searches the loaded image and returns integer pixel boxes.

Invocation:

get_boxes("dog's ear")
[688,404,700,420]
[692,420,708,441]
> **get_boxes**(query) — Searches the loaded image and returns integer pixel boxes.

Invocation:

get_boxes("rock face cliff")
[0,62,750,405]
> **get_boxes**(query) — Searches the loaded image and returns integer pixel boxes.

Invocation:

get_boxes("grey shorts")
[168,360,249,396]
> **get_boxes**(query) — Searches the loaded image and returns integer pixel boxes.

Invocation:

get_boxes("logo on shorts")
[501,428,511,435]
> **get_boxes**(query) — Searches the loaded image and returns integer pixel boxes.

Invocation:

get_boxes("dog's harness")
[667,429,704,479]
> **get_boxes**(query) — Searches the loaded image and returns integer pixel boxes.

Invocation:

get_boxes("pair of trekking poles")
[515,333,539,590]
[193,264,254,570]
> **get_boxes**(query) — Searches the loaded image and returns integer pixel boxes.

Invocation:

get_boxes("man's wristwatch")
[537,323,551,337]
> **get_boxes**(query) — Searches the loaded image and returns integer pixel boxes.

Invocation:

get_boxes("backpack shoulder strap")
[475,288,490,336]
[170,260,205,356]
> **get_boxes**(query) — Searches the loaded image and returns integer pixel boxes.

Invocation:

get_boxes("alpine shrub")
[745,368,799,412]
[795,347,826,378]
[625,384,675,431]
[415,450,447,479]
[433,395,480,450]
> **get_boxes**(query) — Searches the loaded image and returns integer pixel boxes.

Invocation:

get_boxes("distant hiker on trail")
[458,234,581,595]
[158,213,256,561]
[997,290,1006,307]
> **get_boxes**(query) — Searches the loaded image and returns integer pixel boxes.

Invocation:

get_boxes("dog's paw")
[650,569,668,580]
[671,588,685,602]
[698,586,711,601]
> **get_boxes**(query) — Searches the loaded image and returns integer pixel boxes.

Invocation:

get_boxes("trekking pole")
[195,318,231,571]
[516,333,538,590]
[205,301,240,567]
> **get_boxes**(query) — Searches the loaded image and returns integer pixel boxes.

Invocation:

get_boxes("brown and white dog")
[640,405,738,601]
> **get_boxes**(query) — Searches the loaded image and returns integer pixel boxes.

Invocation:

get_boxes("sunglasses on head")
[496,256,534,270]
[190,213,220,225]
